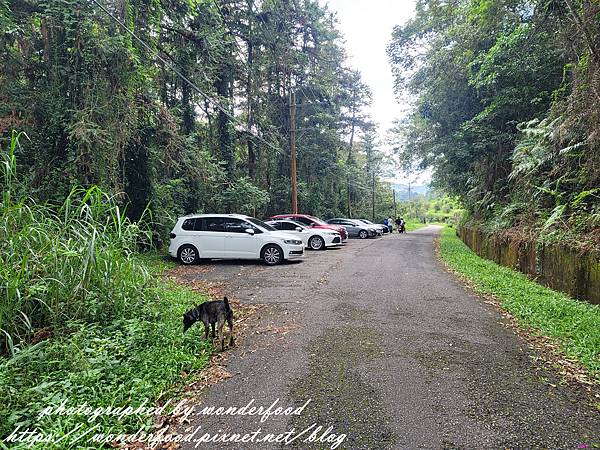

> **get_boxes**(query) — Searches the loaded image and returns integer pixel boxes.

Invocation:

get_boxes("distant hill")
[392,184,429,201]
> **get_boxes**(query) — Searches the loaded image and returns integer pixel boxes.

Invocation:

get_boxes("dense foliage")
[388,0,600,248]
[396,193,464,223]
[1,133,215,447]
[1,0,394,243]
[1,132,153,354]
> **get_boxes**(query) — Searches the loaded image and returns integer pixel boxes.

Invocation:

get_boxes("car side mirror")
[295,227,303,232]
[245,228,255,236]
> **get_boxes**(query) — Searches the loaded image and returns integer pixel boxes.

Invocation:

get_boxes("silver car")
[326,218,378,239]
[355,219,386,235]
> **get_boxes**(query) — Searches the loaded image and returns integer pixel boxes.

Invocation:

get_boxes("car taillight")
[170,233,176,239]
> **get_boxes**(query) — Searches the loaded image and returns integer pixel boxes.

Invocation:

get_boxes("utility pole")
[347,178,351,218]
[408,182,411,219]
[393,185,397,218]
[290,92,298,214]
[371,172,375,221]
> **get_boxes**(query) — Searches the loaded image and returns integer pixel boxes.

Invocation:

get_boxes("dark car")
[270,214,348,241]
[326,218,377,239]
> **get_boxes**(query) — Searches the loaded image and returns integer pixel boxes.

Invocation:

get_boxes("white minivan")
[168,214,305,265]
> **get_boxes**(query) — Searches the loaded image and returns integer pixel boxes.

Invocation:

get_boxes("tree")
[0,0,384,237]
[388,0,600,246]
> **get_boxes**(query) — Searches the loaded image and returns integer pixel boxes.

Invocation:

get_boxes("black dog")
[183,296,234,350]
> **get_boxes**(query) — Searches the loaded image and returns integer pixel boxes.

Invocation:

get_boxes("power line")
[210,0,247,60]
[89,0,285,156]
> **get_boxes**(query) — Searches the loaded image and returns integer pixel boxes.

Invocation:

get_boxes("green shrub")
[1,133,214,448]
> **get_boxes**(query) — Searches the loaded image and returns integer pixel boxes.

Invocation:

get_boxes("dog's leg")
[216,317,226,351]
[202,319,210,340]
[227,316,234,347]
[210,322,216,339]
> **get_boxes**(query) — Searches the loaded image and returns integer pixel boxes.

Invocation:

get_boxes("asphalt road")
[176,226,600,450]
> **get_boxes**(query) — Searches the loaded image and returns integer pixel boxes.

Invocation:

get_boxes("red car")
[270,214,348,241]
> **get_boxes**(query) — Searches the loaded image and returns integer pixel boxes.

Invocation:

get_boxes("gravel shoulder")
[175,226,600,450]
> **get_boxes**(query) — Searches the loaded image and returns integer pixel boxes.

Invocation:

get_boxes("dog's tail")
[223,296,231,312]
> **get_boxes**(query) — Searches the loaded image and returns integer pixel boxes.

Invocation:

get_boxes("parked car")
[266,219,342,250]
[356,219,387,235]
[169,214,304,266]
[326,218,378,239]
[270,214,348,241]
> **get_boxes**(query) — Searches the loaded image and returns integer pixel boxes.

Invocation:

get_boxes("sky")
[321,0,431,185]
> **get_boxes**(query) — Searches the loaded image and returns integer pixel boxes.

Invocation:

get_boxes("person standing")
[395,217,402,233]
[387,216,394,233]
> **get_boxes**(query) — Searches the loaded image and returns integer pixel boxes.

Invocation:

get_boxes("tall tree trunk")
[181,47,195,135]
[215,65,234,177]
[346,88,357,218]
[246,4,256,179]
[372,172,375,221]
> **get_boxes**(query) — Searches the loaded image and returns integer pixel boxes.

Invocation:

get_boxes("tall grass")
[0,133,213,448]
[1,131,151,355]
[0,256,213,449]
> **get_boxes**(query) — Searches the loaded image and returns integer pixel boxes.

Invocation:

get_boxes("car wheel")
[262,244,283,265]
[359,230,368,239]
[178,245,199,265]
[308,235,325,250]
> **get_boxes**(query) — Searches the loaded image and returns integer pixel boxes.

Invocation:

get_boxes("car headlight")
[284,239,303,245]
[325,231,338,235]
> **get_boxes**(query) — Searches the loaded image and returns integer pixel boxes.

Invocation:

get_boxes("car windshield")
[248,217,276,231]
[307,215,327,225]
[288,219,307,229]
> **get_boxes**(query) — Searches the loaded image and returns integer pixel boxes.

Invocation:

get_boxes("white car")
[168,214,305,266]
[265,219,342,250]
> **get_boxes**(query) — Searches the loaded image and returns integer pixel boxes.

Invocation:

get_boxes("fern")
[572,188,600,207]
[510,117,560,181]
[542,204,567,231]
